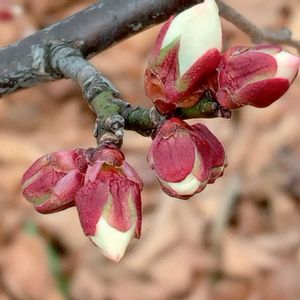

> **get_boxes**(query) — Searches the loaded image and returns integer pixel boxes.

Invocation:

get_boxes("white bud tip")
[162,0,222,76]
[90,217,135,262]
[274,51,300,83]
[161,173,204,196]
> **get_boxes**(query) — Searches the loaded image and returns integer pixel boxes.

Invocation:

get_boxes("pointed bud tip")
[274,50,300,83]
[90,217,135,262]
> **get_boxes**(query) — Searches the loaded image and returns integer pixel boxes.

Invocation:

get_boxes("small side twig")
[49,40,125,146]
[49,41,229,145]
[217,0,300,52]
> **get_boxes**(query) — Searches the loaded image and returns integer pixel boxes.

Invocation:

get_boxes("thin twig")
[50,41,228,144]
[217,0,300,52]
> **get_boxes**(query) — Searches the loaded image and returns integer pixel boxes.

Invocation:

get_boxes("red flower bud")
[216,45,300,109]
[21,149,87,214]
[145,0,222,114]
[148,118,226,199]
[75,145,143,262]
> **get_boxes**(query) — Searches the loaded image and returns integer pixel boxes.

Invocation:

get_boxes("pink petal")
[155,39,180,83]
[150,130,195,182]
[164,80,201,109]
[161,42,180,92]
[35,170,84,214]
[36,198,75,214]
[236,78,290,108]
[21,155,48,186]
[216,88,239,109]
[74,149,88,172]
[153,99,177,114]
[22,166,63,203]
[131,184,142,238]
[84,161,103,185]
[149,17,173,67]
[53,169,84,200]
[178,48,221,93]
[49,151,76,171]
[192,123,225,169]
[93,146,125,167]
[123,162,143,190]
[108,177,135,232]
[75,179,108,236]
[190,132,213,182]
[219,51,277,91]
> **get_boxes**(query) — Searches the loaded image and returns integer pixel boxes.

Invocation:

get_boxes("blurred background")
[0,0,299,299]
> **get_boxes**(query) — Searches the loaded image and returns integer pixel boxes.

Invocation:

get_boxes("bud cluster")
[145,0,299,112]
[143,0,299,208]
[21,0,299,262]
[22,145,142,262]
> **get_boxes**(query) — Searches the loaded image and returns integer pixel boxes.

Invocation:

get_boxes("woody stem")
[50,41,230,146]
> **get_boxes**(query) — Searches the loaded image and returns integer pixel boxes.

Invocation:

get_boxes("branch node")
[83,73,121,103]
[149,107,164,126]
[47,40,81,76]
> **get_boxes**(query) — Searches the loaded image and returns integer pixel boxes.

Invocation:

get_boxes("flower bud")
[75,145,142,262]
[148,118,226,199]
[21,149,87,214]
[145,0,222,114]
[216,45,300,109]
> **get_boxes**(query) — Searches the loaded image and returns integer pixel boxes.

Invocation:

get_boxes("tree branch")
[1,0,299,97]
[0,0,204,96]
[217,0,300,52]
